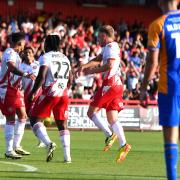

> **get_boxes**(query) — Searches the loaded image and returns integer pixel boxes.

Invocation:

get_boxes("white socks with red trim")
[59,130,71,162]
[13,120,26,149]
[91,113,112,137]
[33,122,51,146]
[111,121,126,147]
[4,123,14,153]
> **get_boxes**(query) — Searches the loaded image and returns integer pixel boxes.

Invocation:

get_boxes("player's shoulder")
[3,48,15,56]
[3,48,17,61]
[106,41,119,49]
[149,15,167,32]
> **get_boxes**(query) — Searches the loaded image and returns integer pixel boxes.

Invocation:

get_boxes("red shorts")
[0,87,25,116]
[29,95,68,120]
[24,91,41,115]
[90,85,124,112]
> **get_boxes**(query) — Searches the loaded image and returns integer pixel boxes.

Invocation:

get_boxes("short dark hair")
[9,32,25,45]
[99,25,115,39]
[44,35,60,53]
[24,46,34,53]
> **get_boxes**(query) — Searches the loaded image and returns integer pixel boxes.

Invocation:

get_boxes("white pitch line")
[0,161,37,172]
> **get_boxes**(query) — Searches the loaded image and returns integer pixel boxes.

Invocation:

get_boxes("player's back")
[39,51,71,97]
[148,10,180,95]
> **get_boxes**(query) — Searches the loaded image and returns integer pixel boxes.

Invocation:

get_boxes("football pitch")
[0,129,178,180]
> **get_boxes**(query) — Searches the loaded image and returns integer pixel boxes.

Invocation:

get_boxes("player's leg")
[106,109,131,162]
[4,115,22,159]
[30,116,56,162]
[105,90,131,162]
[88,86,118,151]
[87,106,113,139]
[1,92,22,159]
[163,127,179,180]
[55,120,71,163]
[53,96,71,163]
[158,93,179,180]
[37,117,51,148]
[158,93,180,180]
[14,107,30,155]
[29,96,57,162]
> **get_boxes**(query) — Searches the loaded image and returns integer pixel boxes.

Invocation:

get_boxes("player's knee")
[29,117,38,127]
[87,110,93,119]
[55,120,67,131]
[18,118,27,123]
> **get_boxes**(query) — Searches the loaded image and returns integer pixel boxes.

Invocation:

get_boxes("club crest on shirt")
[33,66,37,69]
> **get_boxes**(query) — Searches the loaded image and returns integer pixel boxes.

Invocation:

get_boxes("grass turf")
[0,130,178,180]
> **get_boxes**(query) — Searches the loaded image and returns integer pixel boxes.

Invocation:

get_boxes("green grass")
[0,130,178,180]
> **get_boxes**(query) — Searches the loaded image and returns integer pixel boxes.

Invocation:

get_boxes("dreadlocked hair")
[44,34,60,53]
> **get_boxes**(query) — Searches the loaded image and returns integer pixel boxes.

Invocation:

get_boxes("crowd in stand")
[0,12,159,100]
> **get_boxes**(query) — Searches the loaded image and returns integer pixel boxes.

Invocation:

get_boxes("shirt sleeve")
[39,55,49,66]
[148,15,166,51]
[5,49,17,63]
[105,44,119,60]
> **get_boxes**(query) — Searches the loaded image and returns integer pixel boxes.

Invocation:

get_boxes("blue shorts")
[158,93,180,126]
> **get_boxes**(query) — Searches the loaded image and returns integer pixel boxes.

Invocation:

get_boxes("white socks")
[13,120,26,149]
[4,123,15,153]
[111,121,126,147]
[32,122,51,146]
[59,130,71,162]
[91,113,112,137]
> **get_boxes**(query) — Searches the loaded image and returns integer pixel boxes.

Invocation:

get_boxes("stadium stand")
[0,0,160,102]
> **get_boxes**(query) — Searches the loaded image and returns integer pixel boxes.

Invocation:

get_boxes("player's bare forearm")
[31,66,48,95]
[141,50,159,91]
[67,70,73,88]
[7,61,24,76]
[84,61,111,75]
[82,54,102,69]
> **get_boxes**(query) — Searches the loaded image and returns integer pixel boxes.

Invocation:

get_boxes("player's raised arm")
[83,58,115,75]
[7,61,36,80]
[76,53,102,77]
[139,16,161,107]
[139,50,159,107]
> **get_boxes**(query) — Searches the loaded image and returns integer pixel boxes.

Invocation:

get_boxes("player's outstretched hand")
[139,89,148,108]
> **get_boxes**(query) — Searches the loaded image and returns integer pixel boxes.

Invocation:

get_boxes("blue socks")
[164,143,178,180]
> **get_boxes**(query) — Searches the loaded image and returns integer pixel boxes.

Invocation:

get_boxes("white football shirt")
[0,48,22,99]
[20,61,40,96]
[101,42,122,86]
[39,51,71,97]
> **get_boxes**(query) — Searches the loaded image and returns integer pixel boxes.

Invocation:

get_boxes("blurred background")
[0,0,161,102]
[0,0,162,131]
